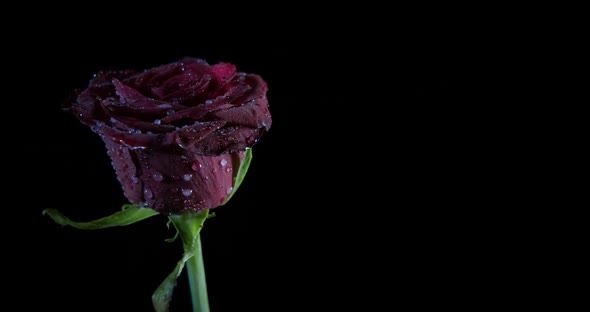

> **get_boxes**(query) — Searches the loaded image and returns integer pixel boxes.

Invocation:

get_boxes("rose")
[64,58,271,214]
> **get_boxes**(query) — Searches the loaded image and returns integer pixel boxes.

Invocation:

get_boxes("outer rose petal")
[102,136,144,203]
[211,97,271,130]
[137,149,243,213]
[102,135,243,213]
[190,126,265,155]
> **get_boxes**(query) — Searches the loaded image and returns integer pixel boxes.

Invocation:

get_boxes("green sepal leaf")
[152,210,209,312]
[222,148,253,205]
[43,204,159,230]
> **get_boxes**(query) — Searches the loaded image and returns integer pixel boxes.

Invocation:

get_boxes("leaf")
[43,204,159,230]
[222,148,253,205]
[152,210,209,312]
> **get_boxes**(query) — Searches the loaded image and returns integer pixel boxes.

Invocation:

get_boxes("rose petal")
[172,120,226,149]
[212,80,252,101]
[103,129,155,149]
[125,59,209,94]
[101,136,144,203]
[136,149,242,213]
[211,97,271,130]
[160,101,234,124]
[210,63,236,84]
[102,112,176,133]
[154,74,212,103]
[101,98,184,118]
[191,126,265,155]
[70,87,113,126]
[238,74,268,102]
[112,78,148,103]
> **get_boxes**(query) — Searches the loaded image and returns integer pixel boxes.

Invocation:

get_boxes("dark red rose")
[64,58,271,214]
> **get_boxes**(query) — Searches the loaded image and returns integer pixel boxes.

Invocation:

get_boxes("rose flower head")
[64,58,271,214]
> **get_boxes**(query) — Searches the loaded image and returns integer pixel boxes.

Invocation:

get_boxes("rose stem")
[187,234,210,312]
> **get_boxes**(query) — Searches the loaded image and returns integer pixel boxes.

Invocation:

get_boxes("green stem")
[153,211,209,312]
[187,234,209,312]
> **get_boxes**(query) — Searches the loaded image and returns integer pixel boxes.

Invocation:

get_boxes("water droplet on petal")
[153,173,164,182]
[135,129,142,134]
[131,176,139,184]
[226,187,233,194]
[183,173,193,181]
[144,188,153,199]
[182,189,193,197]
[225,167,231,172]
[205,99,213,104]
[191,161,202,171]
[220,159,228,166]
[154,119,161,125]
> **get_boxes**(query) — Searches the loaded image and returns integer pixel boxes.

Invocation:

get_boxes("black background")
[3,19,472,311]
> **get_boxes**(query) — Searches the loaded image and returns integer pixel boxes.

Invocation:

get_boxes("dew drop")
[152,173,164,182]
[183,173,193,181]
[226,187,233,194]
[225,167,231,172]
[182,189,193,197]
[154,119,161,125]
[131,176,139,184]
[144,188,153,199]
[205,99,213,104]
[135,129,142,134]
[220,159,228,166]
[191,161,202,171]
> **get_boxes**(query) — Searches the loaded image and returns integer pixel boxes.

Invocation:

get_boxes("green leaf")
[43,204,159,230]
[222,148,253,205]
[152,210,209,312]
